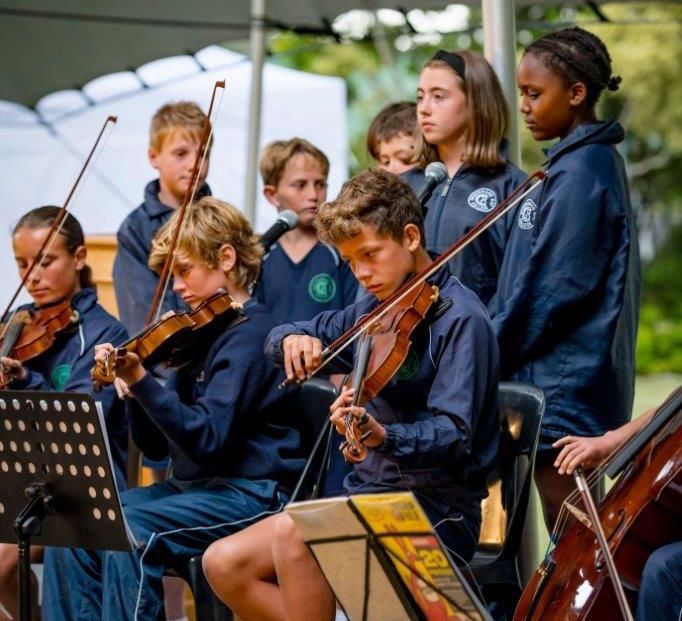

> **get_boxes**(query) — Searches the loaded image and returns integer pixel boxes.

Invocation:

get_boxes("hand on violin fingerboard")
[94,343,146,387]
[329,387,386,449]
[282,334,323,381]
[0,356,28,384]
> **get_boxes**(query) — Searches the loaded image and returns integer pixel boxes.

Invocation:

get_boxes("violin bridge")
[565,501,593,531]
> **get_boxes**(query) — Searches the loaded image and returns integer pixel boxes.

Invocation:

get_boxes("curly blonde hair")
[148,197,263,289]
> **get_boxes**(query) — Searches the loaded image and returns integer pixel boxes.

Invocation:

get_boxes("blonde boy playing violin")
[203,168,500,621]
[41,197,304,621]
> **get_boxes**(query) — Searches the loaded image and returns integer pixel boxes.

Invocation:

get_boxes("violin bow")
[146,80,226,325]
[0,116,117,341]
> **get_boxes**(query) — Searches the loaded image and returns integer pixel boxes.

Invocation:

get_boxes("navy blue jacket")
[127,299,304,495]
[265,267,500,519]
[10,288,129,488]
[403,162,527,305]
[113,180,210,335]
[253,242,358,325]
[489,121,641,447]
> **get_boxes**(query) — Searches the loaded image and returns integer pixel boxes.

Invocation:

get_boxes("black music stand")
[0,390,134,621]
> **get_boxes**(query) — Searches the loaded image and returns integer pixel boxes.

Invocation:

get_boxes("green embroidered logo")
[51,364,72,391]
[308,273,336,303]
[396,350,419,381]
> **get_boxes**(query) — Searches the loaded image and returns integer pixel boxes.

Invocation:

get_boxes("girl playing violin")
[490,26,641,531]
[41,196,304,621]
[203,169,500,621]
[404,50,527,306]
[0,206,129,621]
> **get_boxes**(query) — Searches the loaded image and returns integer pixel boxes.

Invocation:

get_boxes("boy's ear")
[569,81,588,107]
[148,147,160,171]
[218,244,237,274]
[262,185,281,208]
[403,223,422,252]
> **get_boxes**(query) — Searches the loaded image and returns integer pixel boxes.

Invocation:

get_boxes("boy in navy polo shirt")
[253,138,358,324]
[202,169,499,621]
[113,101,212,336]
[42,197,304,621]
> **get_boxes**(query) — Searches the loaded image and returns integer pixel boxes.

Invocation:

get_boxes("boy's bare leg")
[0,543,42,621]
[203,514,285,621]
[272,514,336,621]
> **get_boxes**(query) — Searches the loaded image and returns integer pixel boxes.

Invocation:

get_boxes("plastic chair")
[172,378,338,620]
[469,382,545,618]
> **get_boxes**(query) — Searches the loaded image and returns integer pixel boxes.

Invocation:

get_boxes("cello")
[514,387,682,620]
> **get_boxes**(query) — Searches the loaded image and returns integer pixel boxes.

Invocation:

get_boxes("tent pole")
[245,0,266,224]
[482,0,521,167]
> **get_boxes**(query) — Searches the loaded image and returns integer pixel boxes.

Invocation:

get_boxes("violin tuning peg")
[358,413,369,426]
[360,430,372,442]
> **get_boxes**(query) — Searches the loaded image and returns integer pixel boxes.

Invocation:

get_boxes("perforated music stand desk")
[0,390,133,621]
[287,492,492,621]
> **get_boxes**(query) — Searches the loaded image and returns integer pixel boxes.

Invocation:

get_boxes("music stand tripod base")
[0,391,133,621]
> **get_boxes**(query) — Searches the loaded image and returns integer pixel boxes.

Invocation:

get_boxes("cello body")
[514,406,681,620]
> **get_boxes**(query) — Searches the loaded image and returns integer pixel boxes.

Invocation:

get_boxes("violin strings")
[154,83,226,322]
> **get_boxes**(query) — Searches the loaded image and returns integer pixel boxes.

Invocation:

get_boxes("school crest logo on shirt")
[517,198,537,230]
[396,350,419,381]
[467,188,497,212]
[308,273,336,303]
[50,364,72,391]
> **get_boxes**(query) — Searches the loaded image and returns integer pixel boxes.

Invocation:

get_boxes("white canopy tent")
[0,45,347,305]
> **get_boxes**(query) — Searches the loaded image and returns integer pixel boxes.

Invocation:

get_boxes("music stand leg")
[13,484,54,621]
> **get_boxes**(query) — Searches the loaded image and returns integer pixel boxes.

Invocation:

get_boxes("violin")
[90,290,242,389]
[283,171,547,461]
[0,300,79,388]
[514,387,682,621]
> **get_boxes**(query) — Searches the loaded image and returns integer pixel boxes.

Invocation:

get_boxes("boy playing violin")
[41,197,304,621]
[203,169,500,621]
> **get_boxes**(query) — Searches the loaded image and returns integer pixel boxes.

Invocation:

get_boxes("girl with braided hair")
[489,26,641,531]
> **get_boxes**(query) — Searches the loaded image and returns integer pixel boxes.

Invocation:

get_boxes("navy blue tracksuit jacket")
[128,298,304,489]
[403,161,527,305]
[489,121,641,447]
[113,180,210,336]
[10,287,129,487]
[253,242,358,325]
[265,266,500,522]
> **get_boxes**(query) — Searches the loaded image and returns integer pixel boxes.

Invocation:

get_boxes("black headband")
[431,50,466,80]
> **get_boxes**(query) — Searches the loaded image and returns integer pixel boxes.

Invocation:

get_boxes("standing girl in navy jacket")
[0,206,128,621]
[490,27,641,530]
[404,50,527,305]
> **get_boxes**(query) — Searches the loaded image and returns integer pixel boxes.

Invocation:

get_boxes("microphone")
[416,162,448,205]
[259,209,299,253]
